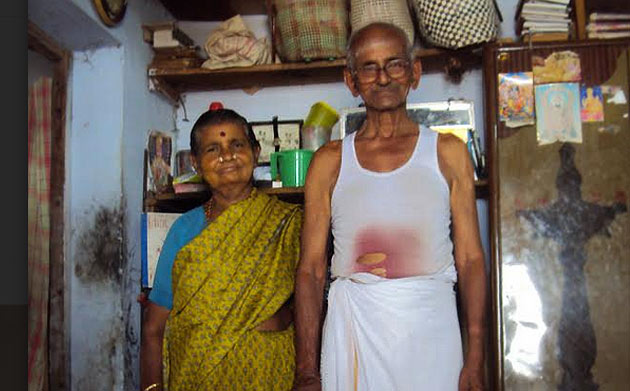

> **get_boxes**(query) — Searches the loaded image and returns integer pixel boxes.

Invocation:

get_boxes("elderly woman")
[140,109,302,391]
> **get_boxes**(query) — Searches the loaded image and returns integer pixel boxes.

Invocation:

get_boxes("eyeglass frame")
[350,58,412,84]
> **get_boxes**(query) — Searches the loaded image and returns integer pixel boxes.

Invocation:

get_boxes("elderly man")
[293,22,486,391]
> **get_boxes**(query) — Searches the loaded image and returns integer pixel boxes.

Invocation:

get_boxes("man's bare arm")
[293,141,341,388]
[438,133,487,390]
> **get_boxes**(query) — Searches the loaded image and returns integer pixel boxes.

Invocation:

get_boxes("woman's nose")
[219,146,236,161]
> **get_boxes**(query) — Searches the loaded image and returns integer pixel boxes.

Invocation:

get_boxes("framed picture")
[250,119,302,164]
[147,130,173,193]
[339,100,475,142]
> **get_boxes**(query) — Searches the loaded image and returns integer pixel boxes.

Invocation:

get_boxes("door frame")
[28,21,69,391]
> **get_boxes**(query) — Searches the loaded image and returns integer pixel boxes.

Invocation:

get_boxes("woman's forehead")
[200,122,247,139]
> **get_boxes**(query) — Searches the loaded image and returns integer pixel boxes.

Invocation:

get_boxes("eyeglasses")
[353,58,410,83]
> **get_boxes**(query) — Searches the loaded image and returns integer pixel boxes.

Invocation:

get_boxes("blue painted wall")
[29,0,173,389]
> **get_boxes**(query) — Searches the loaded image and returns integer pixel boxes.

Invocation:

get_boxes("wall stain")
[73,202,131,390]
[75,323,122,391]
[75,204,127,284]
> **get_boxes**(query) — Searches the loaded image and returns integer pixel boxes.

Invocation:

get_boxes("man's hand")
[292,374,321,391]
[458,360,484,391]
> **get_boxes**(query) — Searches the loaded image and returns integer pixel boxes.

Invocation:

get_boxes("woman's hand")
[140,302,170,391]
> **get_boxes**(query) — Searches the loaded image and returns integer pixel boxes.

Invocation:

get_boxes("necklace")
[203,197,214,222]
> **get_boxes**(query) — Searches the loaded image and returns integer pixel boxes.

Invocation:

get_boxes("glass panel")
[497,47,629,390]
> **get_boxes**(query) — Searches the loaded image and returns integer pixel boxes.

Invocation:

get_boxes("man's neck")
[361,105,416,138]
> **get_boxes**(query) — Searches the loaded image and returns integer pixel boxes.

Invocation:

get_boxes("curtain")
[28,77,52,391]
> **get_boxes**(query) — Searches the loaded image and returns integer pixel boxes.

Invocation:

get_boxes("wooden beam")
[27,21,65,62]
[482,42,502,391]
[48,51,69,391]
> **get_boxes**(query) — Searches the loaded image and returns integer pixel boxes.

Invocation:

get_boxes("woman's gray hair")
[346,22,415,71]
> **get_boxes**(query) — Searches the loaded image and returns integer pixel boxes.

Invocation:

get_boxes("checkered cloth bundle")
[412,0,499,49]
[272,0,348,62]
[350,0,415,46]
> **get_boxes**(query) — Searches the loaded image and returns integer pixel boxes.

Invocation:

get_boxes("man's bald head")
[346,23,414,71]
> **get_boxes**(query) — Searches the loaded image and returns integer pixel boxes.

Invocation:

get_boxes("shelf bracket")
[148,74,180,107]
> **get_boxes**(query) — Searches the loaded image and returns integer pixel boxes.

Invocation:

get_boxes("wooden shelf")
[144,180,489,212]
[148,47,482,103]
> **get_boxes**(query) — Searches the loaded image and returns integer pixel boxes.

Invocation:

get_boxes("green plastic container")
[270,149,314,187]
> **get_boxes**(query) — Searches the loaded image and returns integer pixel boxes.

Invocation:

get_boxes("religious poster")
[580,86,605,122]
[490,43,629,391]
[532,50,582,84]
[175,149,194,177]
[534,83,582,145]
[602,85,628,105]
[498,72,535,128]
[147,130,173,193]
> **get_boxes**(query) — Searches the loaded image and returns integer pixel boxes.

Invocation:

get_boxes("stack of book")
[586,12,630,40]
[515,0,572,42]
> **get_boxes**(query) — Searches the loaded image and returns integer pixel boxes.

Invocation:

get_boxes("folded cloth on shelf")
[202,14,272,70]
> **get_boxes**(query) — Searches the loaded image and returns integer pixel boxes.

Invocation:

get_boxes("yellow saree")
[163,188,302,390]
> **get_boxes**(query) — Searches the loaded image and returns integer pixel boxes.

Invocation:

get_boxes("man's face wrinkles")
[351,31,412,111]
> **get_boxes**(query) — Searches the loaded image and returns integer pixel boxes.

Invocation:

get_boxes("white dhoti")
[321,265,463,391]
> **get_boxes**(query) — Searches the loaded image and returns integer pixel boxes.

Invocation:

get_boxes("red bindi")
[220,131,226,137]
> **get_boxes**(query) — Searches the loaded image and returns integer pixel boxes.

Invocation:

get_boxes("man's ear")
[344,68,360,97]
[411,57,422,89]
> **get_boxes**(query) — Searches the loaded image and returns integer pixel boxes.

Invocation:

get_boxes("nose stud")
[218,154,237,163]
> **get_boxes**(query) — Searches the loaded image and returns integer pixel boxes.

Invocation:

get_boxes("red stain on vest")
[352,226,425,278]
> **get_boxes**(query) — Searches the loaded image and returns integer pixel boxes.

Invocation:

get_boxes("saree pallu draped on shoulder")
[163,189,302,390]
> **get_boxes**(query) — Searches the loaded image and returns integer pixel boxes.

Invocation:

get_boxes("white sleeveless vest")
[330,126,455,279]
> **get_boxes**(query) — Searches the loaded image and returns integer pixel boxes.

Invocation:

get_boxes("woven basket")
[412,0,499,49]
[271,0,349,62]
[350,0,415,46]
